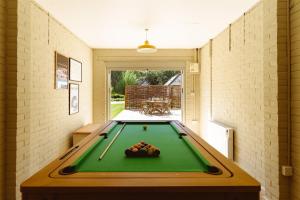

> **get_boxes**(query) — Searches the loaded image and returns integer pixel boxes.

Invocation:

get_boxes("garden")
[110,70,181,118]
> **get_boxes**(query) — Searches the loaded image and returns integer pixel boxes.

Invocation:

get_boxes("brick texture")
[0,0,5,199]
[276,0,290,199]
[200,2,265,187]
[199,43,211,139]
[15,0,32,199]
[5,1,93,199]
[28,2,93,176]
[6,0,18,199]
[263,0,290,199]
[291,0,300,199]
[185,52,201,133]
[263,0,280,198]
[199,0,292,199]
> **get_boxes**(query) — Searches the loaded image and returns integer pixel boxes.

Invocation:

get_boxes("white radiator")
[204,121,234,160]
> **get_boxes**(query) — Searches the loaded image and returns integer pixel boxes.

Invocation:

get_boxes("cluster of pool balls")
[125,141,160,157]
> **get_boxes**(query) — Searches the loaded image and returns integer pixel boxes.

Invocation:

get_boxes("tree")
[143,70,180,85]
[114,71,138,94]
[111,70,181,94]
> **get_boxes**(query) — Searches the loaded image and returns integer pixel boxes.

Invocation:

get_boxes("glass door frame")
[106,66,186,122]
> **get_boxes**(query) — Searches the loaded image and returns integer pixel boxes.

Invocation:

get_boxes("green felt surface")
[73,122,210,172]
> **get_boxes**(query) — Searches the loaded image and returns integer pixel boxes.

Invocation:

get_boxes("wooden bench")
[72,123,102,145]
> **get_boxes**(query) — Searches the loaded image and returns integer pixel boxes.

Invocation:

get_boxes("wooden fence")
[125,85,181,110]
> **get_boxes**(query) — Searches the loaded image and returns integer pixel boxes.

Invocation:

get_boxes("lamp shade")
[137,29,157,53]
[137,40,157,53]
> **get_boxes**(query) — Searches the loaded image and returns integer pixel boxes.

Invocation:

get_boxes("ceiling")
[35,0,260,49]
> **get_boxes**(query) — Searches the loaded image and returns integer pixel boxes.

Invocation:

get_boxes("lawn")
[111,102,125,118]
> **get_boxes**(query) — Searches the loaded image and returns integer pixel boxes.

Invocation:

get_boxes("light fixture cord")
[145,29,148,41]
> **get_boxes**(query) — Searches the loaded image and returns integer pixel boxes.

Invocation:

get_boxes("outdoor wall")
[0,0,5,199]
[291,0,300,199]
[92,49,199,132]
[5,1,93,199]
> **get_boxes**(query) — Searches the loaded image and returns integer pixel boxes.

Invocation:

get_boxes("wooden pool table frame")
[21,120,260,200]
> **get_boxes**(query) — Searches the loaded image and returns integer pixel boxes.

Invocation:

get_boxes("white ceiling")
[35,0,260,49]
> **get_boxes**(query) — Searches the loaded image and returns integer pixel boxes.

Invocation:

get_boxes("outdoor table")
[144,99,171,115]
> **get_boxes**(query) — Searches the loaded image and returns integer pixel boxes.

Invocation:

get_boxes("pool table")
[21,120,260,200]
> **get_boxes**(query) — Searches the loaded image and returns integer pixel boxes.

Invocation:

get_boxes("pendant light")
[137,29,157,53]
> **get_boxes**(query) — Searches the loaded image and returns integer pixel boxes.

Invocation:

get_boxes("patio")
[113,109,182,121]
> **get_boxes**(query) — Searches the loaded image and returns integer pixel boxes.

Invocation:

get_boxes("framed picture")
[69,58,82,82]
[69,83,79,115]
[55,52,69,89]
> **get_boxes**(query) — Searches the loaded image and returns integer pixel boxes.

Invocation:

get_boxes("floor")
[113,109,182,121]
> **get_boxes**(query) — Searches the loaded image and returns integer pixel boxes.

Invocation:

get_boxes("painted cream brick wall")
[262,0,280,198]
[199,43,212,141]
[199,0,291,199]
[93,51,107,124]
[5,1,93,199]
[14,0,31,199]
[263,0,290,198]
[0,0,4,199]
[276,0,290,199]
[199,0,265,192]
[185,56,201,133]
[291,0,300,199]
[213,3,264,182]
[29,2,93,175]
[6,0,18,198]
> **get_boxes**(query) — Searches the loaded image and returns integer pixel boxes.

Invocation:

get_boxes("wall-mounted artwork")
[69,58,82,82]
[55,52,69,89]
[69,83,79,115]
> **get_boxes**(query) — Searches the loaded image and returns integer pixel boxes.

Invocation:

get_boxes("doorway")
[107,69,184,121]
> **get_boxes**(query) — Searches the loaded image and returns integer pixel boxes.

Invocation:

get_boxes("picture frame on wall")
[69,58,82,82]
[55,52,69,89]
[69,83,79,115]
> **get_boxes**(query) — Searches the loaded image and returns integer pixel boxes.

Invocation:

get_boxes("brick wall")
[276,0,290,198]
[0,0,5,198]
[6,0,18,198]
[262,0,281,197]
[185,53,201,133]
[263,0,290,198]
[15,0,32,199]
[5,1,93,199]
[291,0,300,199]
[199,43,211,140]
[199,2,265,185]
[28,2,93,175]
[199,0,292,199]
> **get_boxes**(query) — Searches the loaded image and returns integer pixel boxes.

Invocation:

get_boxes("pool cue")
[98,123,126,160]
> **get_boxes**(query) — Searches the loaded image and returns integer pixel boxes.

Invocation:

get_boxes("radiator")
[204,121,234,160]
